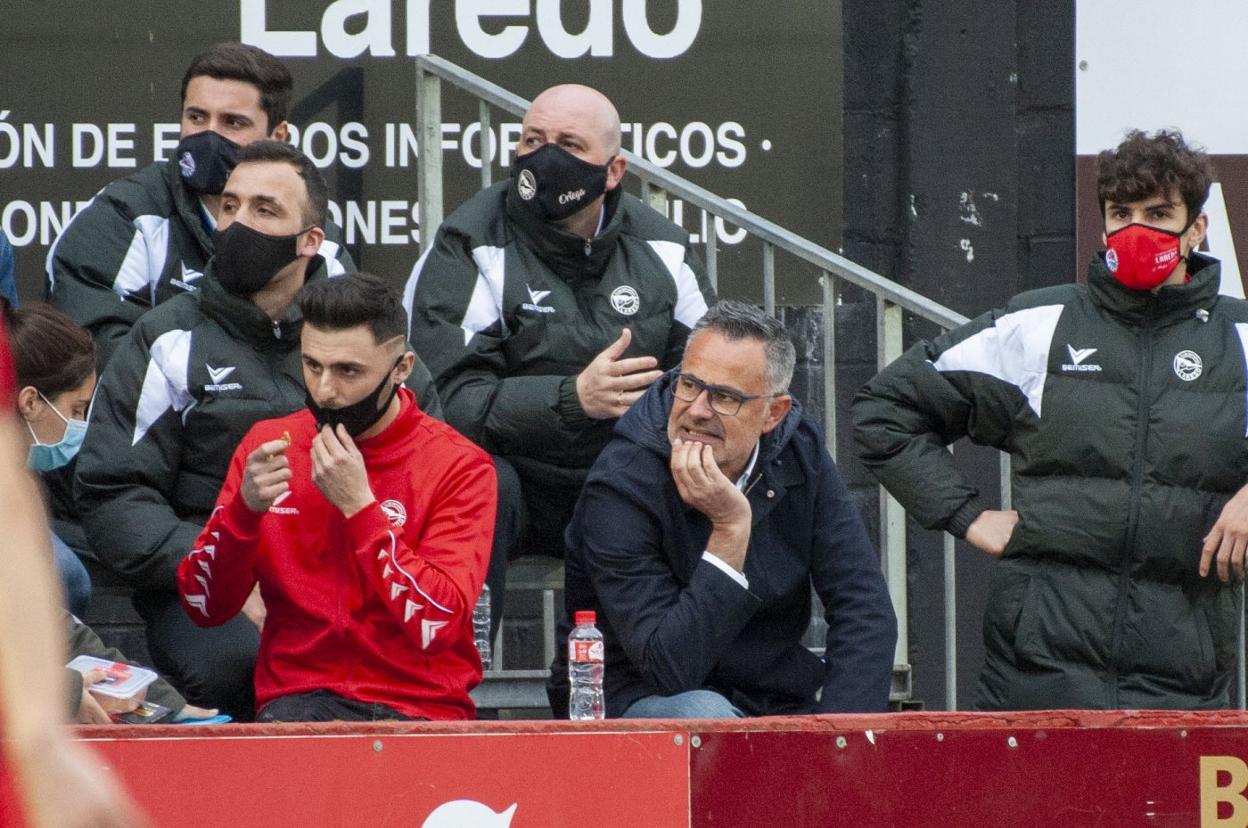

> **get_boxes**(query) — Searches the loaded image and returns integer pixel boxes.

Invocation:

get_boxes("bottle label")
[569,639,604,663]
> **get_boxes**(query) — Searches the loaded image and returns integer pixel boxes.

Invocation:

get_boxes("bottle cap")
[574,610,597,626]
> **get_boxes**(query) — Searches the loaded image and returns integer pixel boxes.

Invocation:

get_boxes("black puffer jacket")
[76,266,441,594]
[47,158,354,368]
[403,181,715,490]
[854,253,1248,709]
[551,371,896,717]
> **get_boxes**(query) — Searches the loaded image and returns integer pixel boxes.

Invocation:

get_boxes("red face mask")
[1104,223,1185,290]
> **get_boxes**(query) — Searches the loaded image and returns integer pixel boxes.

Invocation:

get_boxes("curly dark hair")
[1096,129,1215,225]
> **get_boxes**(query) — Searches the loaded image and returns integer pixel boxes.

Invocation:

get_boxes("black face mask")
[175,130,239,195]
[512,143,611,222]
[212,221,307,297]
[305,357,403,438]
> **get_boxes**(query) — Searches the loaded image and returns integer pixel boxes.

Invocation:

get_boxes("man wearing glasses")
[548,300,896,718]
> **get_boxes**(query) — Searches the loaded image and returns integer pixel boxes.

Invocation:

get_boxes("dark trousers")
[256,689,422,722]
[135,591,258,721]
[485,455,582,647]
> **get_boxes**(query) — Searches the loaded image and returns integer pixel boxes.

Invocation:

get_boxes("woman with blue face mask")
[5,301,96,617]
[5,300,222,725]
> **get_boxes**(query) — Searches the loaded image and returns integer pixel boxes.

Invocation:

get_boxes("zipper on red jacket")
[1107,324,1153,706]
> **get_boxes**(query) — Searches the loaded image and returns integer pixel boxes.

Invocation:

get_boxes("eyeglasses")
[672,372,781,417]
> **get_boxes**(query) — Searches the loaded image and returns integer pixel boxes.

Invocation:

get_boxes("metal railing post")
[416,65,443,249]
[820,272,837,462]
[943,531,957,709]
[1239,582,1245,710]
[645,182,668,217]
[763,242,776,317]
[1000,452,1012,510]
[705,222,718,294]
[877,298,907,670]
[478,99,492,190]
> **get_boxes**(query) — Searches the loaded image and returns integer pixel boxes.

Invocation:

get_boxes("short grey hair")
[687,300,795,394]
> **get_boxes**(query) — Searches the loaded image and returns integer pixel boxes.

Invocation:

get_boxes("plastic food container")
[66,655,158,700]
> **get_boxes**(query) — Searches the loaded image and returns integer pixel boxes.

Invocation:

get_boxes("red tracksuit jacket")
[177,388,496,719]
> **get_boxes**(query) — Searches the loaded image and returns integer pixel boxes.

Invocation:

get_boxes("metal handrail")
[414,52,987,711]
[414,54,969,331]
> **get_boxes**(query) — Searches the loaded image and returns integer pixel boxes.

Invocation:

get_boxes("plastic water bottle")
[568,610,605,720]
[473,584,492,671]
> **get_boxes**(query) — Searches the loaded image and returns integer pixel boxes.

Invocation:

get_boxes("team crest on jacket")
[517,170,537,201]
[380,499,407,526]
[610,285,640,316]
[1173,350,1202,381]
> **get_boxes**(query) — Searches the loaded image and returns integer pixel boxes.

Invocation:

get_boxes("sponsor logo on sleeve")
[204,364,243,392]
[268,490,299,516]
[1060,345,1102,373]
[171,261,204,293]
[522,284,556,314]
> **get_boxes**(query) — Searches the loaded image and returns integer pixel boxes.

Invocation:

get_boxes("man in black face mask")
[48,42,354,368]
[404,84,717,647]
[75,141,440,721]
[176,274,494,722]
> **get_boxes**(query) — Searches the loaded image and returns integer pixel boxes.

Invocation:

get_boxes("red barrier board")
[81,725,690,828]
[689,711,1248,827]
[56,711,1248,827]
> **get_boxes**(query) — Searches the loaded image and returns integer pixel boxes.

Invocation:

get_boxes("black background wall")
[835,0,1075,709]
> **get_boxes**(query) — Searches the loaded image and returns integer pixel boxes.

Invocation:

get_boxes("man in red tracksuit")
[177,273,496,721]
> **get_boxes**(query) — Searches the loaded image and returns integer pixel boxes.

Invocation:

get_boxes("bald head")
[522,84,622,159]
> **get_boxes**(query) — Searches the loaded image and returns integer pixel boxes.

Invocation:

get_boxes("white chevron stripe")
[382,530,453,614]
[931,304,1064,418]
[113,214,170,302]
[422,619,449,649]
[1234,323,1248,437]
[648,239,708,329]
[132,328,194,446]
[460,245,509,345]
[185,594,208,617]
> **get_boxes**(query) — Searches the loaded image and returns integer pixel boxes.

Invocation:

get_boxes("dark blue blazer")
[551,370,897,717]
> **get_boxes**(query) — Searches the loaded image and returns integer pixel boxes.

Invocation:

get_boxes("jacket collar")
[197,261,316,351]
[1087,251,1221,327]
[355,386,423,457]
[164,159,215,256]
[505,180,623,282]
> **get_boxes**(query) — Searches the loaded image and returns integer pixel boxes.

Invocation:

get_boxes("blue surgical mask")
[26,392,88,472]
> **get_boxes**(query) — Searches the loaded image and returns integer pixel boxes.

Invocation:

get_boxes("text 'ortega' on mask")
[26,392,87,472]
[1105,222,1186,291]
[512,143,610,222]
[175,130,240,195]
[212,222,307,297]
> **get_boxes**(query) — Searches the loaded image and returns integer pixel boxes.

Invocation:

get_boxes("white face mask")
[26,392,88,472]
